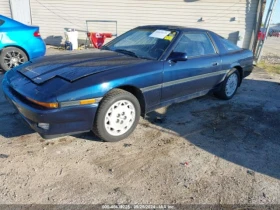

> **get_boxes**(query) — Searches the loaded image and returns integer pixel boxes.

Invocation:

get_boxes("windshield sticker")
[149,30,171,39]
[164,32,176,41]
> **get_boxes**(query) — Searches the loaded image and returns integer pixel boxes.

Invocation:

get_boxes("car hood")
[18,50,149,84]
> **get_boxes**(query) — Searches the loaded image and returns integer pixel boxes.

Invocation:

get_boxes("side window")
[173,32,216,57]
[219,37,240,51]
[0,19,4,26]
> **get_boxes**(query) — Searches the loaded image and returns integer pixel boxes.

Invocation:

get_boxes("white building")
[1,0,263,49]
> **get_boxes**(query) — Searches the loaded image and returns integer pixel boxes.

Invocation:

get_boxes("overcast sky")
[263,0,280,24]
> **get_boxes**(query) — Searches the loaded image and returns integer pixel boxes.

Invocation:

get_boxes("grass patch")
[258,61,280,74]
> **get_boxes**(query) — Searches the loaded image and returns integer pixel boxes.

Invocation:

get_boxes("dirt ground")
[0,48,280,206]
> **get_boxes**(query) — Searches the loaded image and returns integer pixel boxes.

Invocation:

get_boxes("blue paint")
[2,25,253,138]
[0,15,46,61]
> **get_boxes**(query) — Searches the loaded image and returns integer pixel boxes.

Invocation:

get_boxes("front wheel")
[93,89,141,142]
[215,69,240,100]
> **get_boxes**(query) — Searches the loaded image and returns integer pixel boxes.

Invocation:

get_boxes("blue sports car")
[2,25,253,141]
[0,15,46,71]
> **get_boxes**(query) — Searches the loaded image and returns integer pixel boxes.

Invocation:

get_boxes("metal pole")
[255,0,273,62]
[255,0,271,61]
[253,0,265,61]
[257,0,278,63]
[252,0,264,54]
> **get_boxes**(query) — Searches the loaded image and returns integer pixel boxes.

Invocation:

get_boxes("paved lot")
[263,37,280,56]
[0,49,280,205]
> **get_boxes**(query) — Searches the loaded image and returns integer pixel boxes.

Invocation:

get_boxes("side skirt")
[145,89,211,114]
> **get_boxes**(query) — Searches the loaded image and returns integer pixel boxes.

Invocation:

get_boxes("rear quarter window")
[219,37,241,51]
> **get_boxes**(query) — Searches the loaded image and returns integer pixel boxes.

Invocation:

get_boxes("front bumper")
[2,78,98,139]
[243,64,254,78]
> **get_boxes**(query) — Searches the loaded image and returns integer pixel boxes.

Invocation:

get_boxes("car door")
[161,32,222,102]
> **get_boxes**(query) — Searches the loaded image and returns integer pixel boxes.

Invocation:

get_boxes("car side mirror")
[168,52,188,62]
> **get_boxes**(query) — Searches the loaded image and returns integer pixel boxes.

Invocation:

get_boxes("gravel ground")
[0,48,280,206]
[262,54,280,65]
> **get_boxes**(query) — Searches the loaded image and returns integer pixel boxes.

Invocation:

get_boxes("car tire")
[215,69,240,100]
[93,88,141,142]
[0,47,28,71]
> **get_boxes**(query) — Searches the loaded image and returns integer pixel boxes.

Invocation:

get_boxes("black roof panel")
[136,25,209,32]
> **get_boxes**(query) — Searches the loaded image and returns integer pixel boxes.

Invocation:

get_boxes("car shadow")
[71,131,103,142]
[144,78,280,180]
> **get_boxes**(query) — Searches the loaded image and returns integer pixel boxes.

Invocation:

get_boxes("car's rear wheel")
[215,69,240,100]
[0,47,28,71]
[93,89,141,142]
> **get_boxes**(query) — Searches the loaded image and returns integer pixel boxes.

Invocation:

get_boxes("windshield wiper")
[114,49,139,58]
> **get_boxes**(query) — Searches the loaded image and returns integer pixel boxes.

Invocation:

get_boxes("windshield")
[102,28,177,60]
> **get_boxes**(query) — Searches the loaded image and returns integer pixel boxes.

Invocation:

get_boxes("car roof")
[137,25,209,32]
[0,15,14,22]
[0,15,25,27]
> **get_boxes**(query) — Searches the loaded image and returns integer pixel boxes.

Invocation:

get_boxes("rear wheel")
[215,69,240,100]
[0,47,28,71]
[93,89,141,142]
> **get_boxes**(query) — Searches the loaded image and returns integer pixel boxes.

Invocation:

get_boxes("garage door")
[0,0,12,18]
[30,0,259,49]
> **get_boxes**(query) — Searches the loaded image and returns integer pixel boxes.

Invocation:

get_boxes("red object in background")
[87,32,113,49]
[258,31,265,41]
[272,32,280,37]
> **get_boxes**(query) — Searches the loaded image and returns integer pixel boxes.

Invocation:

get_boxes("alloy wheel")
[225,73,238,97]
[4,50,26,69]
[104,100,136,136]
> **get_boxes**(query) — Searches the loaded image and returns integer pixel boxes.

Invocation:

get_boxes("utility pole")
[256,0,278,63]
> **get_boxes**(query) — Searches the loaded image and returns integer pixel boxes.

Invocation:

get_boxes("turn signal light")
[60,98,100,107]
[27,98,58,108]
[79,99,96,105]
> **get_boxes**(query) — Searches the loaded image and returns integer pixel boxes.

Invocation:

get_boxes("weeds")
[258,61,280,74]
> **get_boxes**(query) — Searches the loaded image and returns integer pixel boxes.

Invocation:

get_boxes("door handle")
[212,62,218,66]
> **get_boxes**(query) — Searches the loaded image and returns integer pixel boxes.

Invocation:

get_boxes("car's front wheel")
[0,47,28,71]
[215,69,240,100]
[93,89,141,142]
